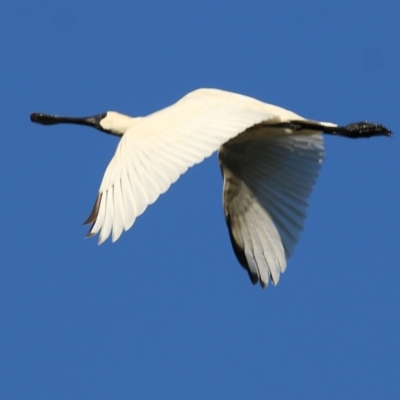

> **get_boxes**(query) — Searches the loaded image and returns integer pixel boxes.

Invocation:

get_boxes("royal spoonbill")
[30,88,391,288]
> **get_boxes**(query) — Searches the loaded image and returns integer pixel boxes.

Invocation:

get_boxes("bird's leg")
[271,120,392,139]
[325,122,392,139]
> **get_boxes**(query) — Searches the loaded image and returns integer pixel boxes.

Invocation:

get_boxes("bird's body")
[30,88,391,288]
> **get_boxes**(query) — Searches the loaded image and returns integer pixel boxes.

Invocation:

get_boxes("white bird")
[30,88,391,288]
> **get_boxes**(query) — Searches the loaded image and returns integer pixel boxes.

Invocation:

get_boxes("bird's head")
[30,111,134,137]
[97,111,134,136]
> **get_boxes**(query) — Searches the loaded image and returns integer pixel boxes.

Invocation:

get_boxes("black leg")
[326,122,392,139]
[269,120,392,139]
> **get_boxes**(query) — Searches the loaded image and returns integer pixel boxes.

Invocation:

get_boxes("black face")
[30,112,108,131]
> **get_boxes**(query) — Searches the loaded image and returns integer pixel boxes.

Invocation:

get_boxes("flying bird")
[30,88,391,288]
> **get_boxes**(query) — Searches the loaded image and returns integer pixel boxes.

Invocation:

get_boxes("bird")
[30,88,391,288]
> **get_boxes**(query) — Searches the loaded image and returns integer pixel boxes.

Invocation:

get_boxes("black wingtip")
[83,193,102,225]
[225,213,259,286]
[85,227,96,238]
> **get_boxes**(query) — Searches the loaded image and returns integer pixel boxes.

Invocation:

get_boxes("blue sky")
[1,0,399,398]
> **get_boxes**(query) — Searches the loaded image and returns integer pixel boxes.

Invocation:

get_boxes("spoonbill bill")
[30,88,391,287]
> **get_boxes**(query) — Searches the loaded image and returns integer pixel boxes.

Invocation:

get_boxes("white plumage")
[30,88,390,287]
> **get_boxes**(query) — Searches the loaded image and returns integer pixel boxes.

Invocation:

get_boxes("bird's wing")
[219,129,324,287]
[85,89,303,243]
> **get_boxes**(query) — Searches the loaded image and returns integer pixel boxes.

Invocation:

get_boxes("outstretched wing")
[85,89,303,243]
[219,128,324,287]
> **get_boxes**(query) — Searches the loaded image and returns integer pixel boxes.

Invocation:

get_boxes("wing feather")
[89,190,107,236]
[121,172,136,230]
[127,154,149,217]
[112,179,125,242]
[99,191,114,244]
[237,214,261,284]
[219,130,324,286]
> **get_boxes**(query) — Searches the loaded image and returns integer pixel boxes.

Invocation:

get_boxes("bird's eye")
[102,113,107,119]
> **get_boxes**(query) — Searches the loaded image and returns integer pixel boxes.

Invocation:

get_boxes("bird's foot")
[339,122,392,139]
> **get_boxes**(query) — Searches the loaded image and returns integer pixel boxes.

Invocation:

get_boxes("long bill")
[30,112,104,129]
